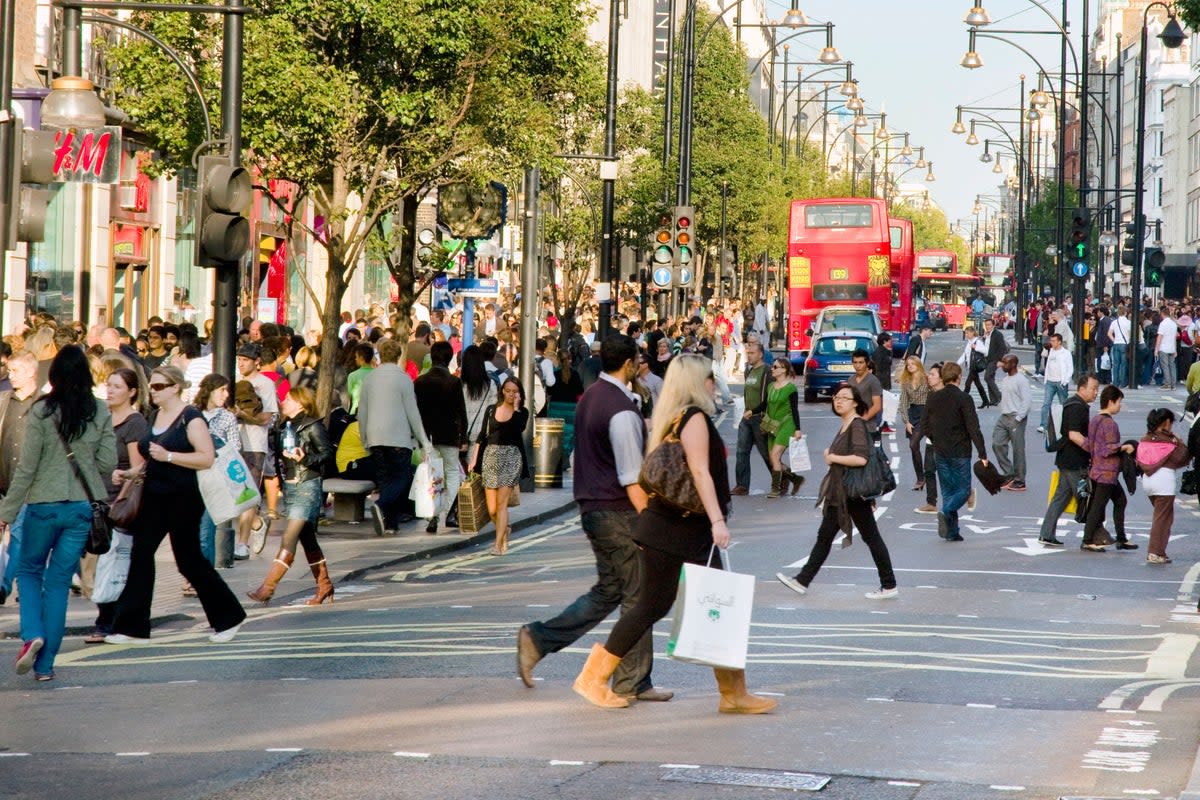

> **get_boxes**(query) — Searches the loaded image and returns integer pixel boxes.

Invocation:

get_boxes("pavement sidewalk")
[0,480,577,639]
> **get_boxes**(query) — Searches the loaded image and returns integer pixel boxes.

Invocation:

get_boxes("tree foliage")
[889,202,969,266]
[1019,182,1079,290]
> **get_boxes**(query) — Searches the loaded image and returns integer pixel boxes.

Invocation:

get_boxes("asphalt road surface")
[4,331,1200,800]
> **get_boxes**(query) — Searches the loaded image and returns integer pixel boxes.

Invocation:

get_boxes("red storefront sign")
[47,126,123,183]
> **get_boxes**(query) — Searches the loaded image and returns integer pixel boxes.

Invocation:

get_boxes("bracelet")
[710,517,725,524]
[167,452,173,464]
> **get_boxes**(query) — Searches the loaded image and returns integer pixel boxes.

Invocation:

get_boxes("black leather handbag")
[844,435,897,502]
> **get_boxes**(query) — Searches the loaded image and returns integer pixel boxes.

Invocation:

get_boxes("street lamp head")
[992,159,1003,173]
[973,201,983,214]
[846,95,864,112]
[980,151,992,163]
[965,122,979,146]
[781,1,808,29]
[961,30,983,69]
[925,163,936,182]
[854,113,869,128]
[1031,88,1050,108]
[916,149,928,168]
[41,76,107,130]
[840,79,858,97]
[818,45,841,64]
[901,142,914,157]
[951,106,966,134]
[1026,106,1042,122]
[963,4,991,26]
[1160,15,1187,50]
[875,124,889,139]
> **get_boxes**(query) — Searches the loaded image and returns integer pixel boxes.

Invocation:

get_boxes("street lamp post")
[1129,4,1186,390]
[595,0,620,342]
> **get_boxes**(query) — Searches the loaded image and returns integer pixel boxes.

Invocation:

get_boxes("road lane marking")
[1177,561,1200,601]
[394,752,430,758]
[816,565,1180,584]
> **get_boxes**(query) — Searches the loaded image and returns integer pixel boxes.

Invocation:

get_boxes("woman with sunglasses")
[776,384,897,600]
[106,366,247,644]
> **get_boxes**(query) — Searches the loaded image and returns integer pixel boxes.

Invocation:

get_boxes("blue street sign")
[1071,260,1089,278]
[652,266,673,288]
[678,267,693,286]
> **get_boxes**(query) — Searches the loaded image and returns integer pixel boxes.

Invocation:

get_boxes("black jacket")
[924,384,987,460]
[274,414,333,484]
[985,328,1007,360]
[414,365,469,447]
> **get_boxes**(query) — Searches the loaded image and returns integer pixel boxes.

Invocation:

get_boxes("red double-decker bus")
[914,249,979,328]
[888,217,916,349]
[786,198,892,362]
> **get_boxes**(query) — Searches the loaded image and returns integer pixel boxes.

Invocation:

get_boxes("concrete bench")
[322,479,376,523]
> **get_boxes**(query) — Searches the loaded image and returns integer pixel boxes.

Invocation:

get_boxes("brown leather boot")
[572,643,629,709]
[304,549,334,606]
[247,550,294,604]
[713,668,777,714]
[767,471,782,498]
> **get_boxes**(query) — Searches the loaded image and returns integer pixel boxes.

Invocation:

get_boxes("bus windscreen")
[805,204,873,229]
[917,254,955,272]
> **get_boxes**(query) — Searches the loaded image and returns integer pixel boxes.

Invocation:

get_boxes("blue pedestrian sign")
[652,266,673,288]
[677,266,693,287]
[1071,260,1089,278]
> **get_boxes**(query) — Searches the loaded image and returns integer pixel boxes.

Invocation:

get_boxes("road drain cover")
[662,767,830,791]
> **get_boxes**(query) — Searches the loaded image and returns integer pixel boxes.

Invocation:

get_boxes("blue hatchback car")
[802,331,877,403]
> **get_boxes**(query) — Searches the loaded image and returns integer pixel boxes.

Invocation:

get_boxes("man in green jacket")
[731,341,771,495]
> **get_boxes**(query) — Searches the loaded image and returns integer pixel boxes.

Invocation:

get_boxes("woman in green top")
[763,359,804,498]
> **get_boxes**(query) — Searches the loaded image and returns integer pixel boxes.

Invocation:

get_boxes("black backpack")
[1045,396,1083,452]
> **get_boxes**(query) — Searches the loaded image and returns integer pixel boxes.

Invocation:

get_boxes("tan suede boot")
[572,643,630,709]
[247,550,294,604]
[767,471,782,498]
[713,668,777,714]
[303,550,334,606]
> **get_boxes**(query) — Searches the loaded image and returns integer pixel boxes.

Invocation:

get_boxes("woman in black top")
[469,377,529,555]
[573,354,776,714]
[107,366,247,644]
[776,384,897,599]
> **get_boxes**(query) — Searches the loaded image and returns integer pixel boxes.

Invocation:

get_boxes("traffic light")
[1121,221,1139,267]
[650,212,674,288]
[3,126,56,252]
[1144,246,1165,287]
[672,205,694,287]
[1068,207,1091,270]
[194,154,252,268]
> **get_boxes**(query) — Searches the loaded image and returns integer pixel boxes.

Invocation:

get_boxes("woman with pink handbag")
[1137,408,1191,564]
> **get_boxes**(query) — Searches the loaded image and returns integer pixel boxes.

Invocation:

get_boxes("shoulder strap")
[54,421,99,505]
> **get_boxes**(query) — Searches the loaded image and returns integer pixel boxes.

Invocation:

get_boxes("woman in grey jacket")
[2,346,117,681]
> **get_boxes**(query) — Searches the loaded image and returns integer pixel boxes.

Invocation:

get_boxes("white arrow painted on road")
[1005,537,1067,556]
[965,525,1008,534]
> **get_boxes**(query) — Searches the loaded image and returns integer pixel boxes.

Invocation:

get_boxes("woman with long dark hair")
[469,376,528,555]
[247,386,335,605]
[106,366,246,644]
[460,345,497,468]
[1,346,117,680]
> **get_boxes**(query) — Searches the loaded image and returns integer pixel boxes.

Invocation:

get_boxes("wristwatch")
[167,452,174,463]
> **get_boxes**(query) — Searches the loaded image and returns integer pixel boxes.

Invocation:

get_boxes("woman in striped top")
[897,356,930,490]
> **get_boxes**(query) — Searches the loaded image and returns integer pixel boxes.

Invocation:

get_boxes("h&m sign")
[40,126,123,184]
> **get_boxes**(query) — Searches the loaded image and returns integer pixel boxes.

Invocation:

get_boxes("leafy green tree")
[888,202,969,266]
[1019,182,1079,290]
[105,0,601,410]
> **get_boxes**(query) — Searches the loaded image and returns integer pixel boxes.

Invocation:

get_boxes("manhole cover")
[662,767,830,791]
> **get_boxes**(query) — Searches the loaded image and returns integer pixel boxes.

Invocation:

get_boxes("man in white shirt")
[1109,306,1132,388]
[993,355,1032,491]
[1155,310,1179,390]
[1039,333,1073,434]
[753,298,769,342]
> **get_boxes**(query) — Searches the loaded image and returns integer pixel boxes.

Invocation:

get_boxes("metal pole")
[63,4,82,75]
[596,0,620,342]
[1130,17,1150,391]
[719,181,727,305]
[675,0,697,321]
[1054,0,1068,301]
[1071,0,1088,378]
[660,0,675,205]
[0,0,15,334]
[766,46,776,155]
[1016,78,1028,346]
[212,0,242,385]
[1097,56,1107,302]
[1114,35,1124,300]
[519,165,539,492]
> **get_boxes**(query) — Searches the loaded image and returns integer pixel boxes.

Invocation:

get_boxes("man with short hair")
[517,335,671,703]
[415,341,468,534]
[1038,333,1073,434]
[914,364,944,514]
[731,340,772,495]
[848,349,883,431]
[346,343,375,414]
[923,362,989,542]
[1109,306,1132,388]
[142,326,170,370]
[904,325,932,364]
[1038,374,1099,547]
[578,340,603,390]
[0,351,43,601]
[983,317,1008,405]
[360,338,432,536]
[1155,308,1179,390]
[408,322,433,374]
[992,354,1031,491]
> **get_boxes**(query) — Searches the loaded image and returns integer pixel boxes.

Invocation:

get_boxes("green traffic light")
[1074,242,1086,258]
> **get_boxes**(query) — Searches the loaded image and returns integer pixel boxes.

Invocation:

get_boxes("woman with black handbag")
[776,384,898,600]
[0,345,117,681]
[573,354,776,714]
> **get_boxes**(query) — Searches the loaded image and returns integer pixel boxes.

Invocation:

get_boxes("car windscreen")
[823,313,876,332]
[812,337,871,356]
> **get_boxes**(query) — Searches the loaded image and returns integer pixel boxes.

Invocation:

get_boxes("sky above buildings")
[774,0,1073,234]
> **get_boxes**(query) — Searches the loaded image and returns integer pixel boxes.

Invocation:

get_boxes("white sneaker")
[248,516,268,555]
[775,572,807,596]
[209,623,243,644]
[1036,426,1045,434]
[103,633,150,645]
[233,543,250,560]
[865,587,899,600]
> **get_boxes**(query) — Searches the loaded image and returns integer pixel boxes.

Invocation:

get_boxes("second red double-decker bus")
[914,249,979,328]
[786,198,892,363]
[888,217,916,353]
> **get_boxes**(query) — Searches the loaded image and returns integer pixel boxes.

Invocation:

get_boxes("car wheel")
[804,388,818,403]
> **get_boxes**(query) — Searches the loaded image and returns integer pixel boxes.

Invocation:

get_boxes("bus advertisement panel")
[786,198,892,363]
[888,217,915,350]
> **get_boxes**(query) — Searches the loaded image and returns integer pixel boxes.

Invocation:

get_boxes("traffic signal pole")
[0,0,16,333]
[213,0,243,384]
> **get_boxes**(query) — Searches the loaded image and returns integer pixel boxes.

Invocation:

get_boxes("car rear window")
[813,337,871,356]
[823,313,877,332]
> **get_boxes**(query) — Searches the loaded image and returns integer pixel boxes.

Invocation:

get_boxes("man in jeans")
[923,362,989,542]
[516,335,671,702]
[1038,333,1072,434]
[1038,374,1098,547]
[731,340,771,495]
[1110,306,1131,388]
[915,363,944,514]
[1155,308,1179,390]
[414,341,468,534]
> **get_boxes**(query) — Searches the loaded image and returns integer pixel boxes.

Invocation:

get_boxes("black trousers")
[112,487,247,638]
[796,499,896,590]
[606,542,708,659]
[1083,481,1127,544]
[964,369,988,404]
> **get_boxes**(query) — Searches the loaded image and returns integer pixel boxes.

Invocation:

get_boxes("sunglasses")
[149,382,175,392]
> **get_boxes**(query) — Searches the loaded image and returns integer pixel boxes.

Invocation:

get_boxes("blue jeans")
[2,505,26,597]
[1039,381,1068,430]
[1111,344,1128,387]
[734,414,771,489]
[199,511,216,566]
[935,457,972,538]
[524,508,654,696]
[17,501,91,675]
[371,446,415,528]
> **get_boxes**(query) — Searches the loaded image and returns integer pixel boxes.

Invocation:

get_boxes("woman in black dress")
[469,376,529,555]
[572,354,776,713]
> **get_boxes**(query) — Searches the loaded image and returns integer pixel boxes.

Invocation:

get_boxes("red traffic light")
[677,216,691,228]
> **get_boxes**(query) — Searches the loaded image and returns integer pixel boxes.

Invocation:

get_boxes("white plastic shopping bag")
[197,442,262,525]
[92,530,133,604]
[787,436,812,473]
[409,454,445,519]
[881,389,899,427]
[666,548,755,670]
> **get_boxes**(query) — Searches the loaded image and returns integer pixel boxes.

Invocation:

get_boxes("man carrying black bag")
[924,362,990,542]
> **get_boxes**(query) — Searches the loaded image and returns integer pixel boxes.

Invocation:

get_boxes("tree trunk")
[388,194,420,342]
[314,163,353,418]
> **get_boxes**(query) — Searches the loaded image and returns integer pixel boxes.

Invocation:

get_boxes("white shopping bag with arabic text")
[92,530,133,604]
[666,548,755,670]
